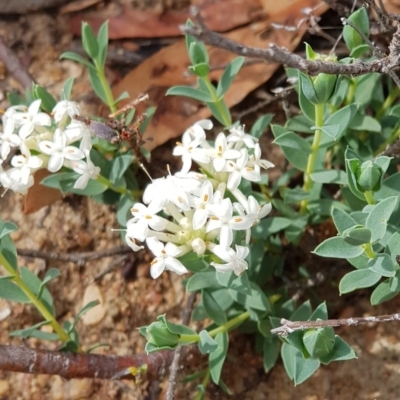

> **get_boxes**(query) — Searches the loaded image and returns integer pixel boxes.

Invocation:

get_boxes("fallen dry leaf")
[69,0,264,39]
[112,0,328,151]
[23,169,64,214]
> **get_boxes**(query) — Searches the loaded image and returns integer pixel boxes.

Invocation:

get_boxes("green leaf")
[88,68,108,105]
[97,22,109,68]
[209,331,228,384]
[365,196,398,243]
[252,217,291,238]
[303,327,335,358]
[70,300,100,332]
[342,227,371,246]
[291,300,312,321]
[319,336,357,364]
[349,114,381,132]
[216,270,252,295]
[33,85,57,113]
[198,330,219,354]
[262,336,280,372]
[331,207,359,235]
[38,268,61,300]
[339,269,381,294]
[273,132,311,171]
[186,270,222,292]
[20,267,55,315]
[166,86,213,103]
[322,103,358,140]
[60,51,94,70]
[206,100,231,127]
[82,22,99,59]
[250,114,273,139]
[187,38,209,66]
[0,234,18,271]
[0,221,17,239]
[298,72,319,105]
[368,253,397,278]
[61,77,74,101]
[217,57,244,97]
[161,315,198,336]
[309,302,328,321]
[9,320,58,340]
[202,289,227,326]
[343,7,369,51]
[229,283,270,313]
[281,343,320,385]
[69,178,108,197]
[179,253,209,272]
[110,154,134,184]
[370,280,399,305]
[114,91,130,105]
[310,170,347,184]
[313,236,364,259]
[117,193,134,227]
[386,232,400,265]
[0,279,29,303]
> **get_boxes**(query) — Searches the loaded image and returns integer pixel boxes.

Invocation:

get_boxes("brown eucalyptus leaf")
[112,0,328,151]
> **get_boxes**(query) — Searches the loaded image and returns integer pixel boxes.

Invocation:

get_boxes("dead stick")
[271,312,400,336]
[0,345,179,381]
[17,246,132,264]
[165,292,197,400]
[0,38,33,89]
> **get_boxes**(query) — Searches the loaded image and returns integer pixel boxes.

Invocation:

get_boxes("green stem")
[96,174,141,198]
[94,60,117,114]
[364,191,375,205]
[300,103,324,214]
[363,242,376,259]
[0,254,70,343]
[179,311,250,343]
[344,79,356,106]
[376,87,400,121]
[194,368,211,400]
[203,79,231,127]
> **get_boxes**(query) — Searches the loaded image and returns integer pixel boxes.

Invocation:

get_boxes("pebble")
[81,284,106,326]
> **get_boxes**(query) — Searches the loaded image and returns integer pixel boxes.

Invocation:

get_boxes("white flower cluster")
[0,99,100,194]
[125,120,274,279]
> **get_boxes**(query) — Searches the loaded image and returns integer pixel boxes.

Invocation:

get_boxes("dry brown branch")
[271,312,400,336]
[0,38,33,89]
[17,246,132,264]
[180,6,400,79]
[165,292,197,400]
[0,344,184,381]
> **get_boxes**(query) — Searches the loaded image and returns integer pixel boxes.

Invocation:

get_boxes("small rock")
[66,378,93,400]
[81,284,106,326]
[0,379,9,396]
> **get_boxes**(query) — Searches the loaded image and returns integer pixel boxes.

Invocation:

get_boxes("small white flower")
[173,135,210,174]
[10,142,43,173]
[206,132,240,172]
[143,174,201,211]
[225,148,261,190]
[207,198,254,247]
[126,203,168,242]
[11,100,51,139]
[0,119,21,160]
[191,180,215,230]
[125,235,144,252]
[38,128,84,172]
[53,100,80,123]
[64,121,89,144]
[249,143,274,171]
[211,244,249,276]
[67,152,100,190]
[146,237,188,278]
[0,166,33,195]
[227,125,257,148]
[247,195,272,222]
[183,120,213,145]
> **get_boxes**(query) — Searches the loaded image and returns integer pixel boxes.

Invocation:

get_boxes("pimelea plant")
[2,5,400,395]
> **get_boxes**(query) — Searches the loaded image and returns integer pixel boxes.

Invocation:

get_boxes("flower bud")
[355,161,383,192]
[145,321,180,348]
